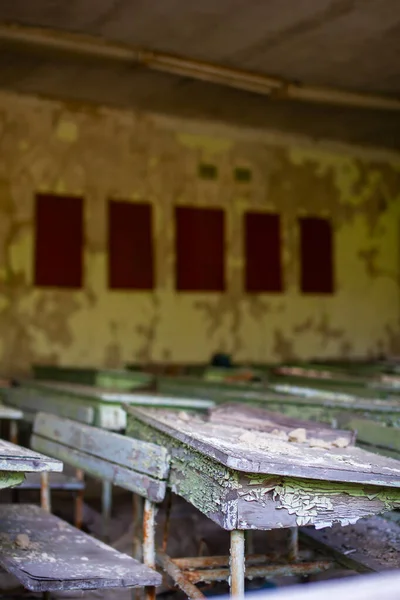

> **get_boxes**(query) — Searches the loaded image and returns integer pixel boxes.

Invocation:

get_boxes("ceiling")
[1,0,400,151]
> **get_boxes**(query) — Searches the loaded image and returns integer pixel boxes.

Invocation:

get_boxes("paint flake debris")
[288,428,307,443]
[15,534,31,549]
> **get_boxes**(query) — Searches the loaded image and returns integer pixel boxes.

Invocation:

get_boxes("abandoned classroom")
[0,2,399,600]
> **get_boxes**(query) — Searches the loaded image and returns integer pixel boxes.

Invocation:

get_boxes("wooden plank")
[336,417,400,453]
[236,472,400,529]
[31,435,166,503]
[33,412,169,479]
[0,504,161,591]
[125,406,400,487]
[32,365,155,391]
[0,405,22,420]
[358,442,400,461]
[0,439,62,473]
[2,387,94,425]
[95,405,127,430]
[270,382,399,402]
[158,375,266,398]
[126,415,241,529]
[9,382,212,430]
[209,403,355,445]
[99,392,214,410]
[18,472,85,491]
[271,368,370,390]
[217,389,400,429]
[126,413,400,530]
[203,366,265,383]
[157,376,400,426]
[26,380,214,409]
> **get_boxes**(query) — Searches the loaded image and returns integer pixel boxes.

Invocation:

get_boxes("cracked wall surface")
[0,90,399,374]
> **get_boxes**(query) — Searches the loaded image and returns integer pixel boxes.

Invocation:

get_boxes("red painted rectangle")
[299,217,334,294]
[34,193,83,288]
[175,206,225,292]
[108,201,154,290]
[245,212,283,292]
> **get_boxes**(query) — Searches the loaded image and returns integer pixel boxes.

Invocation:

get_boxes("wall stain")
[273,329,298,361]
[0,90,399,373]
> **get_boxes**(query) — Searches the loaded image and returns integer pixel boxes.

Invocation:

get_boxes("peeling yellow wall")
[0,90,400,374]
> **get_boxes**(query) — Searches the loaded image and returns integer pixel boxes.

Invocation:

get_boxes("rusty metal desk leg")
[132,494,143,600]
[9,419,18,445]
[230,530,245,599]
[143,499,157,600]
[102,480,112,541]
[40,473,51,513]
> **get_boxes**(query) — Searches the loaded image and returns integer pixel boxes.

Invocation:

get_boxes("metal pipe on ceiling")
[0,23,399,112]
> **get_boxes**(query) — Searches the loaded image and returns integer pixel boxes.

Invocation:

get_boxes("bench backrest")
[336,415,400,456]
[3,387,94,424]
[31,412,170,503]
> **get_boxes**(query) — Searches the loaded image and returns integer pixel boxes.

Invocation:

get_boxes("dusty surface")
[326,515,400,570]
[128,407,400,485]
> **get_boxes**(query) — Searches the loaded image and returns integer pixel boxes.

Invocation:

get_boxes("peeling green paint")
[0,471,25,489]
[241,474,400,526]
[127,414,239,523]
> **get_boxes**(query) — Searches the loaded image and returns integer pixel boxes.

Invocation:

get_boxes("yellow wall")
[0,90,399,374]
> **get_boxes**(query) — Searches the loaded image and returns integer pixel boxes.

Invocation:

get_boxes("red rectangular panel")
[34,194,83,288]
[108,201,154,290]
[245,212,283,292]
[175,206,225,292]
[299,217,334,294]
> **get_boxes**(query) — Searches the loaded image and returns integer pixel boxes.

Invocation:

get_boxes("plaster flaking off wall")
[0,90,399,374]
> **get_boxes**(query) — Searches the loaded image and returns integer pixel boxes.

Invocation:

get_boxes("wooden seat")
[0,504,161,592]
[31,412,171,600]
[17,472,85,492]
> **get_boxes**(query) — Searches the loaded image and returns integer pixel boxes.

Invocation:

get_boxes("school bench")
[335,415,400,460]
[28,405,400,600]
[125,404,400,599]
[1,386,86,527]
[30,411,171,600]
[32,364,155,391]
[0,504,161,593]
[2,381,212,532]
[0,439,160,596]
